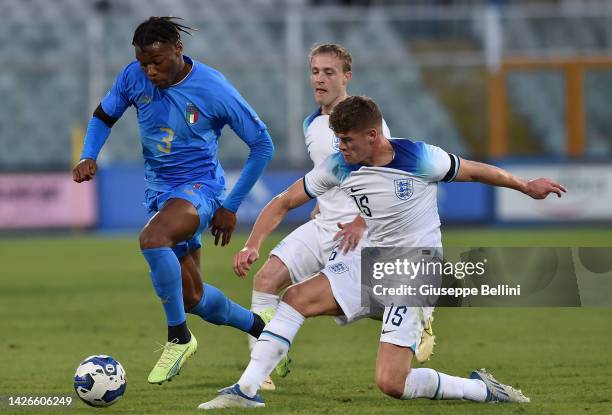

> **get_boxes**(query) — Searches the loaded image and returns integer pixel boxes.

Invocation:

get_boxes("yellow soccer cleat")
[260,376,276,391]
[148,332,198,384]
[415,316,435,363]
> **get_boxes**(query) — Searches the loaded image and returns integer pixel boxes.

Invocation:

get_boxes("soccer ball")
[73,355,126,407]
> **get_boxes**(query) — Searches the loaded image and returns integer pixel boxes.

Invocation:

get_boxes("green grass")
[1,227,612,414]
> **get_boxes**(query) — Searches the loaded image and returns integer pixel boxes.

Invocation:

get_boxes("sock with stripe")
[248,290,281,351]
[237,301,304,397]
[402,368,487,401]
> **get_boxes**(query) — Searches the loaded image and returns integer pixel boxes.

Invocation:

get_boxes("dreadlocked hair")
[132,17,196,48]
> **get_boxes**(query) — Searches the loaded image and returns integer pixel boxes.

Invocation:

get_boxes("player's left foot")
[258,308,291,378]
[415,316,435,363]
[148,332,197,384]
[197,384,265,410]
[470,368,530,403]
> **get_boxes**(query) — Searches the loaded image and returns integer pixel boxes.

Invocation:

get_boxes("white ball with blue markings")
[73,355,126,407]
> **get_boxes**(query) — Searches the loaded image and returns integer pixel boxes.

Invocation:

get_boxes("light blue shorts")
[144,182,224,257]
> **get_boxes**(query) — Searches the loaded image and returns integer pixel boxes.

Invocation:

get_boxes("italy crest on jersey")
[394,179,413,200]
[185,103,199,124]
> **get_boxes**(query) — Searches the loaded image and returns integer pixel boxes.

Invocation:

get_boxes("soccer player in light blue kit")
[72,17,274,384]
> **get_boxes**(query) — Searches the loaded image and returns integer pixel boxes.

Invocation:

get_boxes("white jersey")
[303,109,391,231]
[304,138,460,247]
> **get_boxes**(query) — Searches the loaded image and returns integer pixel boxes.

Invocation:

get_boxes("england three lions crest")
[394,179,413,200]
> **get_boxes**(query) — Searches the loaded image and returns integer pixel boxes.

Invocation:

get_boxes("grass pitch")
[1,227,612,414]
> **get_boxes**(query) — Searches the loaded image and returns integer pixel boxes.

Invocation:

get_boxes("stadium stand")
[1,0,611,169]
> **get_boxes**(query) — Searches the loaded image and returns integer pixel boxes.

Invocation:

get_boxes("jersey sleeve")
[302,109,321,136]
[208,78,268,142]
[100,65,133,119]
[418,143,460,183]
[303,154,343,198]
[208,77,273,212]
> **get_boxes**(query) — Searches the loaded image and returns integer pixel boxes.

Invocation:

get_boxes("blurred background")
[1,0,611,232]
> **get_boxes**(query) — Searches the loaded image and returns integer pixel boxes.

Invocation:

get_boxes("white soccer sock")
[251,290,280,314]
[238,302,305,397]
[402,368,439,399]
[402,368,487,402]
[248,291,281,351]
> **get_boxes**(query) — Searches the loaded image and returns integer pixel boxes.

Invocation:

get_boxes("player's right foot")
[258,308,291,378]
[415,316,435,363]
[148,332,197,384]
[470,368,530,403]
[197,384,265,410]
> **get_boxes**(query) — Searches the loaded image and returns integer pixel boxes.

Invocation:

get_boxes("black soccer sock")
[167,322,191,344]
[247,312,266,338]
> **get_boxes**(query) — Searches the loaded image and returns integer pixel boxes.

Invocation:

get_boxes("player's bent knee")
[253,268,286,294]
[376,375,405,399]
[281,285,306,312]
[139,228,173,250]
[281,284,318,316]
[253,257,291,294]
[183,285,203,311]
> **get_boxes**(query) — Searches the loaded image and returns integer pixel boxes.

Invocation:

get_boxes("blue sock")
[188,283,254,332]
[142,247,186,326]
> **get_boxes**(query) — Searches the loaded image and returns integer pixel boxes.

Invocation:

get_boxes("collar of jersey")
[355,138,400,169]
[170,55,196,87]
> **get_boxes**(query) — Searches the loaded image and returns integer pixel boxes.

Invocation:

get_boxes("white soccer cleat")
[197,384,265,410]
[415,316,435,363]
[260,376,276,391]
[470,368,530,403]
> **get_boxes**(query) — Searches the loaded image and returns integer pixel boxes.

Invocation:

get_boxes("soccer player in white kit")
[199,96,567,409]
[247,44,415,391]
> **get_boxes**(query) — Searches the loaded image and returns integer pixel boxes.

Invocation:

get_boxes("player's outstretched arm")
[454,158,567,199]
[233,178,311,278]
[72,104,119,183]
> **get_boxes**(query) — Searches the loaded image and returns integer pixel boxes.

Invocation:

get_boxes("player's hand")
[233,246,259,278]
[210,207,237,246]
[333,215,367,254]
[72,158,97,183]
[523,178,567,199]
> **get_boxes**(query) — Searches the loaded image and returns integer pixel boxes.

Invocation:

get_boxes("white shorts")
[321,244,432,350]
[270,220,339,283]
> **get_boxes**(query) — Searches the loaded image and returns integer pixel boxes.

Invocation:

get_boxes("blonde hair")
[309,43,352,73]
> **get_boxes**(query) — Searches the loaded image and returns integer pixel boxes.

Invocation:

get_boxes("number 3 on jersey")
[157,127,175,154]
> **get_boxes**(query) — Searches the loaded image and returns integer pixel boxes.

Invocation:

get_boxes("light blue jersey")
[100,56,272,211]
